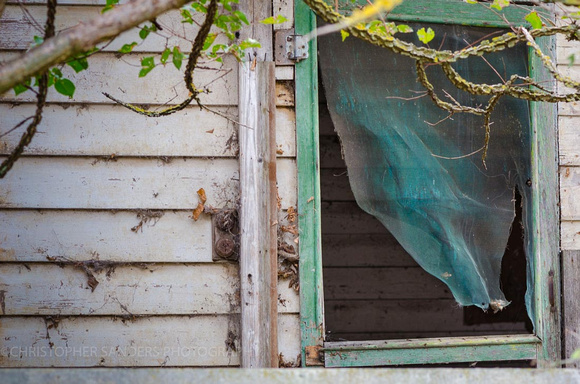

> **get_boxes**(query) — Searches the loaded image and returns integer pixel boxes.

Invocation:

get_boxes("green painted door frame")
[295,0,560,368]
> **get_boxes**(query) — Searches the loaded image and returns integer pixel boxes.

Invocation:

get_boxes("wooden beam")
[295,0,325,367]
[563,250,580,368]
[238,60,277,368]
[529,34,562,366]
[238,0,275,367]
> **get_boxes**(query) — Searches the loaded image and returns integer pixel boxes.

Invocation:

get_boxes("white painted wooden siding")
[0,315,300,367]
[558,35,580,250]
[0,1,300,368]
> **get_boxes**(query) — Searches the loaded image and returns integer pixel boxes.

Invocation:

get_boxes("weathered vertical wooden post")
[238,0,277,368]
[563,250,580,368]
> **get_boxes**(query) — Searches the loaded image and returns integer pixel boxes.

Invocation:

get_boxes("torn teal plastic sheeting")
[318,23,533,315]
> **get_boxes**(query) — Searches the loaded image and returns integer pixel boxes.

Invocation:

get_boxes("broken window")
[318,21,534,321]
[296,0,560,367]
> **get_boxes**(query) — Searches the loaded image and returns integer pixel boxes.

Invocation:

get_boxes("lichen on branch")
[304,0,580,162]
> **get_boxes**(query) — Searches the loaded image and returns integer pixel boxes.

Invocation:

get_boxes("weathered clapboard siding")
[324,267,451,300]
[0,1,301,368]
[0,52,238,106]
[558,116,580,166]
[0,210,214,263]
[0,157,297,209]
[326,331,526,342]
[320,170,354,201]
[0,104,296,158]
[322,234,419,268]
[560,166,580,221]
[0,263,299,315]
[0,5,225,53]
[561,221,580,250]
[0,314,301,367]
[325,300,528,335]
[273,0,293,31]
[558,35,580,366]
[322,202,391,235]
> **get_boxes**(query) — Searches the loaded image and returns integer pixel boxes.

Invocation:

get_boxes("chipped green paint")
[529,33,561,366]
[352,0,544,28]
[297,0,560,368]
[296,0,325,367]
[323,335,540,367]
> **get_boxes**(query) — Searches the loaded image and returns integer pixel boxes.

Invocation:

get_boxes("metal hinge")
[286,34,309,62]
[276,30,309,64]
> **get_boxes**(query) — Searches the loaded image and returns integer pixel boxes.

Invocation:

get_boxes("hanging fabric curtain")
[318,22,534,317]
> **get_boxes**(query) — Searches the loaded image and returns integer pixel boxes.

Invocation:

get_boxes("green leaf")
[571,349,580,360]
[260,15,288,25]
[191,2,207,13]
[101,0,120,13]
[172,47,184,70]
[491,0,510,11]
[119,42,138,54]
[31,35,44,48]
[139,28,150,40]
[568,54,575,67]
[55,78,75,98]
[396,24,413,33]
[160,48,171,64]
[525,11,542,29]
[180,9,194,24]
[238,38,261,50]
[234,10,249,25]
[417,27,435,44]
[67,57,89,73]
[13,78,31,96]
[203,33,217,50]
[51,67,63,78]
[341,30,350,41]
[139,56,155,77]
[464,0,478,3]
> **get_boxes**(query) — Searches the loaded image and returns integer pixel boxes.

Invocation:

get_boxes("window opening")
[319,21,535,342]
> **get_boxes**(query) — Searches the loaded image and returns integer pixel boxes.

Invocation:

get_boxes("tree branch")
[0,0,193,95]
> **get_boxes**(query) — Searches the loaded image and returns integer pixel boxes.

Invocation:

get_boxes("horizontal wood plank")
[0,263,299,315]
[0,157,297,209]
[325,299,529,334]
[561,221,580,250]
[0,52,238,106]
[0,210,213,263]
[323,267,452,300]
[275,66,294,81]
[560,166,580,220]
[321,169,354,201]
[0,104,296,158]
[0,314,300,367]
[320,135,346,168]
[272,0,293,31]
[0,5,227,53]
[275,81,294,107]
[326,330,532,342]
[322,202,390,235]
[558,100,580,116]
[559,116,580,165]
[322,234,417,267]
